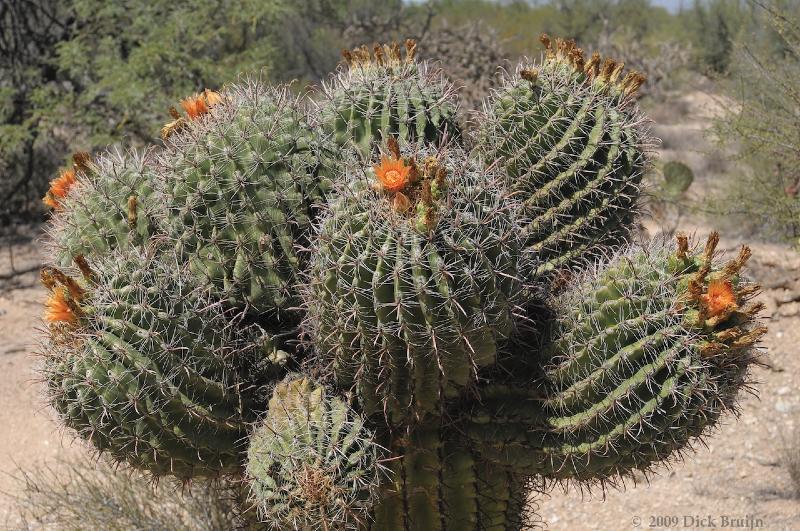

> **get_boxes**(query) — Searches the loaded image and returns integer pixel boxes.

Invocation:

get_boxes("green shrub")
[711,0,800,241]
[6,458,240,531]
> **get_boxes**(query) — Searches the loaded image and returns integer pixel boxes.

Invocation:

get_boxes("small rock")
[777,301,800,317]
[777,386,791,396]
[775,400,794,413]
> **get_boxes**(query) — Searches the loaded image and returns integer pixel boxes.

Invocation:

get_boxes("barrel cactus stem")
[461,233,766,485]
[478,34,652,280]
[306,142,523,425]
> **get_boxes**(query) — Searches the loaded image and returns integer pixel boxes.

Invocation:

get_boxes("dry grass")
[2,457,245,531]
[781,424,800,499]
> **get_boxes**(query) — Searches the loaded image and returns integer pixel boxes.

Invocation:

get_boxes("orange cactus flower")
[44,289,77,324]
[203,89,223,106]
[43,195,60,209]
[374,156,412,193]
[181,94,209,120]
[43,169,77,209]
[180,90,222,120]
[701,279,737,317]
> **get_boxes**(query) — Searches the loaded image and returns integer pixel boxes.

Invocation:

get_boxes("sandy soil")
[0,90,797,529]
[0,228,81,527]
[0,226,87,525]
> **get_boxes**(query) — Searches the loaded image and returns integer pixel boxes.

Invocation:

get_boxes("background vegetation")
[8,457,241,530]
[710,0,800,241]
[1,0,797,235]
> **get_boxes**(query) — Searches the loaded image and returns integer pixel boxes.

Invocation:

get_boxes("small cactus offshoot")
[38,34,766,530]
[247,377,383,530]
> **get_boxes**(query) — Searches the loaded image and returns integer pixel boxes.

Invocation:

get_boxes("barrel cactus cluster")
[40,35,766,529]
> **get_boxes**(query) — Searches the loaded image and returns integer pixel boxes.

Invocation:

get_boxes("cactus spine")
[37,34,767,531]
[478,36,649,278]
[320,40,460,157]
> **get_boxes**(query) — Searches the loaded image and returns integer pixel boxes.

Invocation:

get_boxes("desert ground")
[0,90,798,529]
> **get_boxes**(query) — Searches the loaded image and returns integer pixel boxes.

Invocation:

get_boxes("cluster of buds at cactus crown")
[160,88,224,139]
[370,138,447,231]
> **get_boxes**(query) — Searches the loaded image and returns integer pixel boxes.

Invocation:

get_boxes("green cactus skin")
[42,248,284,479]
[157,81,329,315]
[247,377,382,530]
[461,234,765,483]
[371,419,530,531]
[306,144,523,425]
[319,40,460,157]
[478,36,649,279]
[46,148,157,266]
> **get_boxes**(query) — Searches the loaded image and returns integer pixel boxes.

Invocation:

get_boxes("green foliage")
[681,0,751,74]
[427,0,683,63]
[711,0,800,241]
[266,0,412,82]
[553,0,656,44]
[426,0,561,60]
[48,0,287,147]
[0,1,71,224]
[418,20,506,119]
